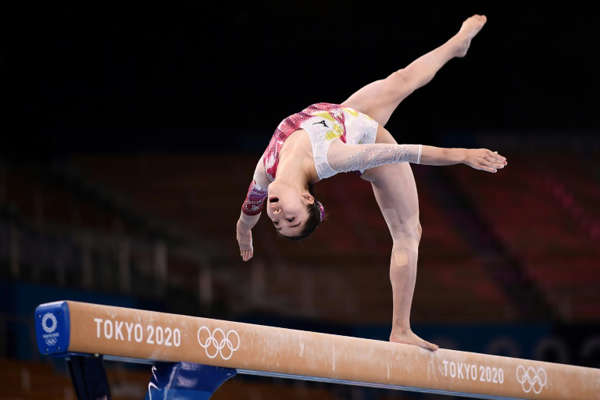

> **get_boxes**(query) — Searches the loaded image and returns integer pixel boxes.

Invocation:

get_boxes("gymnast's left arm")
[327,140,507,173]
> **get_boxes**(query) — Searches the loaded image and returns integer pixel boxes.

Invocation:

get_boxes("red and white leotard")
[240,102,425,216]
[241,102,379,216]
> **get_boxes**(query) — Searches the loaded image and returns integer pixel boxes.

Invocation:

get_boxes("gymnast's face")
[266,181,313,236]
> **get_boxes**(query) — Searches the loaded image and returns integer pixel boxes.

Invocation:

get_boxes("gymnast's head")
[266,181,325,239]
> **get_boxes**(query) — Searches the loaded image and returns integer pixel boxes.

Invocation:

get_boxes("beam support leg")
[146,361,237,400]
[67,354,111,400]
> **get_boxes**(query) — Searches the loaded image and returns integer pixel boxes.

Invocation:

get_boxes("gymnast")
[236,15,505,351]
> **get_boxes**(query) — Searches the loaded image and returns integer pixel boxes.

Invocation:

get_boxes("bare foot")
[454,14,487,58]
[390,329,439,352]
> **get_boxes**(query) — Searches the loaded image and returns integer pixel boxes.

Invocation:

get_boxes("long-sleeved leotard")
[241,157,269,216]
[327,141,422,173]
[241,103,346,216]
[241,103,422,216]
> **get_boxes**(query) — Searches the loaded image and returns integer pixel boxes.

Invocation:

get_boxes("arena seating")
[447,151,600,322]
[3,163,120,233]
[67,154,516,323]
[5,149,598,324]
[4,149,599,399]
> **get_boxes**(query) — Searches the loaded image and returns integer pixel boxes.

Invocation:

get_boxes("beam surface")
[35,301,600,399]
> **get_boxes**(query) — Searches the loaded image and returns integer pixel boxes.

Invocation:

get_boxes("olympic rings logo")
[516,365,547,394]
[197,326,240,360]
[45,337,57,345]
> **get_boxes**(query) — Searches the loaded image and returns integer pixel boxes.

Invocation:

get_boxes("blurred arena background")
[2,3,600,399]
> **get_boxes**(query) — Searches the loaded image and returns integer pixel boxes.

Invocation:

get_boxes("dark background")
[6,3,600,156]
[2,3,600,399]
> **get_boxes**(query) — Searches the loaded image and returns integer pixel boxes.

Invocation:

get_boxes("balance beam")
[35,300,600,399]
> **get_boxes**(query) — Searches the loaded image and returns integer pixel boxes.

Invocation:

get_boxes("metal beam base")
[146,362,237,400]
[67,354,111,400]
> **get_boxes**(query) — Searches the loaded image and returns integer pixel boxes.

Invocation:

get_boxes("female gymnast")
[236,15,506,351]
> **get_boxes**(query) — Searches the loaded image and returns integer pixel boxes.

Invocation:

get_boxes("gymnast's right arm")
[237,158,269,261]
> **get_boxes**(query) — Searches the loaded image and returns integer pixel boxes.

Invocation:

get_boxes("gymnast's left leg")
[341,14,487,127]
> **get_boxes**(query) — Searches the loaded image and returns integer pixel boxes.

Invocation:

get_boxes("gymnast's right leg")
[341,14,487,126]
[362,126,438,351]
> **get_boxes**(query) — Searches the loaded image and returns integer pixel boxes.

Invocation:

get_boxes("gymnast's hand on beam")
[390,328,439,352]
[463,149,507,173]
[236,222,254,261]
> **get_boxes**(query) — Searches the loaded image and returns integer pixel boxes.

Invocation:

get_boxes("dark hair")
[281,183,324,241]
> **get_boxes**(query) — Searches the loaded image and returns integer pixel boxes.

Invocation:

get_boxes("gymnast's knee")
[386,68,410,86]
[391,246,410,269]
[392,221,422,245]
[414,222,422,243]
[389,246,417,280]
[390,226,421,268]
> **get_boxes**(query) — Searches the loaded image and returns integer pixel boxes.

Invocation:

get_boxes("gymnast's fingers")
[491,150,507,163]
[484,154,505,164]
[476,161,497,173]
[485,149,507,162]
[242,250,254,262]
[484,158,503,172]
[484,157,506,170]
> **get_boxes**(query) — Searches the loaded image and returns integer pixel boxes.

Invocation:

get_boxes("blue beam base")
[146,362,237,400]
